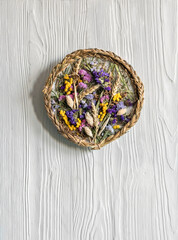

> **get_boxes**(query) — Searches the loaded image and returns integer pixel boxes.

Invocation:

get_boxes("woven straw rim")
[43,48,144,150]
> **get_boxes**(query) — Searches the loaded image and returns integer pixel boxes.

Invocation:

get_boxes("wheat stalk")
[91,102,100,142]
[111,76,120,97]
[72,57,82,74]
[91,102,99,127]
[78,84,100,102]
[73,84,78,109]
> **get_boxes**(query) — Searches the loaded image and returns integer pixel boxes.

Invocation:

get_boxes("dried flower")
[113,125,120,129]
[100,95,109,103]
[84,126,93,138]
[116,101,125,110]
[79,119,86,131]
[113,93,122,102]
[51,99,56,105]
[66,110,78,125]
[117,108,127,115]
[59,95,66,101]
[107,105,117,115]
[112,119,117,124]
[78,84,100,102]
[79,69,87,76]
[92,69,110,90]
[104,86,111,91]
[66,95,74,109]
[78,82,87,89]
[85,112,94,126]
[83,73,92,82]
[120,115,125,121]
[106,124,114,134]
[85,94,94,100]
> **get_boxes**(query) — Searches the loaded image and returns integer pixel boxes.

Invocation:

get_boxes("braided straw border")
[43,49,144,150]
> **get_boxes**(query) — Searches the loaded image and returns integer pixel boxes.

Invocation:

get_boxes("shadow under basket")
[43,48,144,150]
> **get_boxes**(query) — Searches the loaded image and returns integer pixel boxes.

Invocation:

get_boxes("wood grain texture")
[0,0,177,239]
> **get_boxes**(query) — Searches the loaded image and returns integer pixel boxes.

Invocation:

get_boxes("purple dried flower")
[107,105,117,114]
[61,85,65,90]
[104,86,111,91]
[100,95,109,103]
[80,114,85,119]
[78,82,87,89]
[79,69,87,76]
[107,109,113,114]
[92,69,110,89]
[78,119,86,132]
[120,115,125,121]
[126,99,133,106]
[59,95,66,101]
[83,74,92,82]
[66,110,77,125]
[112,119,117,124]
[125,117,131,123]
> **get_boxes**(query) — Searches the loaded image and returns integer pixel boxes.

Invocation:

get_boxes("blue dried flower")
[106,124,115,134]
[85,94,94,100]
[51,99,56,105]
[116,101,125,111]
[93,99,97,105]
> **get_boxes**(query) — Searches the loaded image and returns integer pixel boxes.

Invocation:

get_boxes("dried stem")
[98,115,111,136]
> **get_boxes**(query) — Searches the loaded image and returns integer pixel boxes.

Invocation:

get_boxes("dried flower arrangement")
[43,49,144,149]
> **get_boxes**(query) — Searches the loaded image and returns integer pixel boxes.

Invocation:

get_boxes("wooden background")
[0,0,178,239]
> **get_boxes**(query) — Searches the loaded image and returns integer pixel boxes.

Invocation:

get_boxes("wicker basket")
[43,49,144,149]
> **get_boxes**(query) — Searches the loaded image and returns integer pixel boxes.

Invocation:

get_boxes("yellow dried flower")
[113,93,122,102]
[113,125,120,129]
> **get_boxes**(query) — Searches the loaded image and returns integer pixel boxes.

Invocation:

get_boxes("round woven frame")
[43,48,144,150]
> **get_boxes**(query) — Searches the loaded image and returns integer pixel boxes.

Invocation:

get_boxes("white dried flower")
[84,127,93,138]
[66,95,74,109]
[85,112,94,127]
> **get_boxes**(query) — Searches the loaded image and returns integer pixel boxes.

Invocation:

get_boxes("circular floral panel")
[43,49,144,149]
